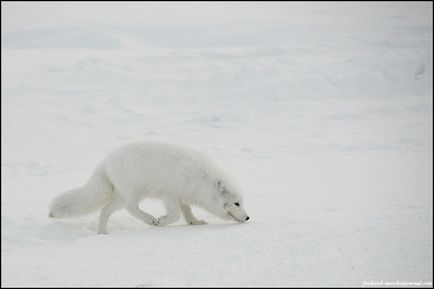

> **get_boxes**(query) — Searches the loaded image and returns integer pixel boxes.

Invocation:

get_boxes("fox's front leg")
[154,198,181,226]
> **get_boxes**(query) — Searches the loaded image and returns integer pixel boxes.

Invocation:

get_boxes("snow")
[1,2,433,287]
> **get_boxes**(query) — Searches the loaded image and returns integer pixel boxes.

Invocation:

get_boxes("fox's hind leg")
[98,195,125,234]
[153,198,181,226]
[180,202,208,225]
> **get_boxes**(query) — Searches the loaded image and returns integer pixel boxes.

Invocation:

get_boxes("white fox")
[49,142,249,234]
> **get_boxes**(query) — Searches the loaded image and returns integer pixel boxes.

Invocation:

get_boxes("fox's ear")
[217,179,224,187]
[216,179,227,194]
[216,179,223,189]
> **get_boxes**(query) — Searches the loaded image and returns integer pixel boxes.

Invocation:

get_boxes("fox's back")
[102,142,218,199]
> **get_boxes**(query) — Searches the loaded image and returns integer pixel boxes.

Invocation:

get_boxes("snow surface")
[1,2,433,287]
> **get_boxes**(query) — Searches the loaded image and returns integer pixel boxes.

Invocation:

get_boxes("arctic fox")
[49,142,249,234]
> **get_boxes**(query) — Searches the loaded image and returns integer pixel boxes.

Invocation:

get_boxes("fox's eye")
[234,202,240,206]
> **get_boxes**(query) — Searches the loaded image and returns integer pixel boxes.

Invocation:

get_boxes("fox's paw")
[152,218,169,226]
[188,219,208,225]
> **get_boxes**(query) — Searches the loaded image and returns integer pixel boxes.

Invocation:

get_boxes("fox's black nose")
[245,216,250,221]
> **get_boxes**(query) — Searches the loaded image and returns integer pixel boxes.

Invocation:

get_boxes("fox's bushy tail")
[49,166,113,218]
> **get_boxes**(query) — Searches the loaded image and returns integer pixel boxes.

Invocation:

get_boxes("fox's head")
[213,179,249,223]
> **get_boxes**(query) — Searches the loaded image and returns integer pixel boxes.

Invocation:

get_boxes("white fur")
[49,142,249,233]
